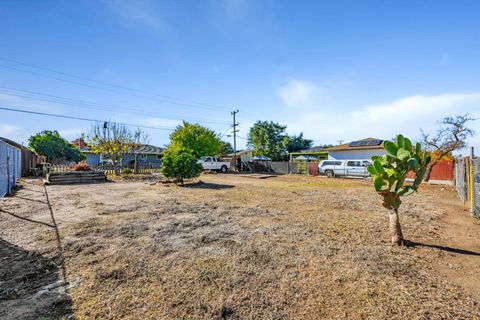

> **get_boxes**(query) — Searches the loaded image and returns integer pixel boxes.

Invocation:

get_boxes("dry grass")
[1,174,479,319]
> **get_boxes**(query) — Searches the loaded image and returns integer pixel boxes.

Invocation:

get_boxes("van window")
[335,161,342,165]
[322,161,332,166]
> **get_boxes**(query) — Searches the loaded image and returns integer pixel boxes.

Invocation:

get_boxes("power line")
[218,127,232,139]
[0,106,174,131]
[0,86,230,125]
[0,57,231,111]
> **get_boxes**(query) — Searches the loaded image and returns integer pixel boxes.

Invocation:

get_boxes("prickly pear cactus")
[368,135,431,209]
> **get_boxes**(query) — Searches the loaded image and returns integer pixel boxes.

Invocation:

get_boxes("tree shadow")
[0,238,73,319]
[9,195,48,205]
[406,241,480,256]
[181,181,235,189]
[0,184,73,319]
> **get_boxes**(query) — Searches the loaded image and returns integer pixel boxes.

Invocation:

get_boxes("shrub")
[73,162,91,171]
[122,168,134,174]
[161,150,203,184]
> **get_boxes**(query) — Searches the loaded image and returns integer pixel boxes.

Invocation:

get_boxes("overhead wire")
[0,86,230,125]
[0,106,174,131]
[0,56,232,111]
[0,63,229,112]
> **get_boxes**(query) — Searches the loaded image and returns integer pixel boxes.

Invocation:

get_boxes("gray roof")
[131,144,165,155]
[79,144,164,155]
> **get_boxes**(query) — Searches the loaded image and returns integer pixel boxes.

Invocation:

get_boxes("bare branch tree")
[420,114,476,181]
[86,121,147,175]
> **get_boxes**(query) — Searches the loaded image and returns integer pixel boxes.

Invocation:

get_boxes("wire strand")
[0,106,174,131]
[0,56,232,111]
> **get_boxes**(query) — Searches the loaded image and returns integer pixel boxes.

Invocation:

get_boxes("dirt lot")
[1,174,480,319]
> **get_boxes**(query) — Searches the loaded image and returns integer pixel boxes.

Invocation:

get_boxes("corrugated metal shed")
[0,139,22,197]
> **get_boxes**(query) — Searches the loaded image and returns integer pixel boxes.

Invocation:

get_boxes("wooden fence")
[50,163,162,176]
[406,160,454,183]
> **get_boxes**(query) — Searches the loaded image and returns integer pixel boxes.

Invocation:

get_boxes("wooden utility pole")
[231,109,239,171]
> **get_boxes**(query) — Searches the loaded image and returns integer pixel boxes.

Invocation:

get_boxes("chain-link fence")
[1,140,22,197]
[454,157,480,217]
[455,157,469,204]
[472,158,480,217]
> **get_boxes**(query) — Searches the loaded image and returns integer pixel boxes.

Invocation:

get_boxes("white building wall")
[328,149,386,160]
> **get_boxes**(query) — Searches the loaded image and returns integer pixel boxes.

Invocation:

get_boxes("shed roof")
[0,137,26,150]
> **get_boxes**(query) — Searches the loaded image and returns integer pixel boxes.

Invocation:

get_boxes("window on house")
[140,154,147,159]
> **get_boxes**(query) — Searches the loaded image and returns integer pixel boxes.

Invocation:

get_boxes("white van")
[319,160,372,178]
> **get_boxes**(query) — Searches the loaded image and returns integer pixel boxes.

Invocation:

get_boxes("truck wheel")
[220,165,228,173]
[325,170,334,178]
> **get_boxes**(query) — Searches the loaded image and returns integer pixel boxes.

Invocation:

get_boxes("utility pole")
[231,109,239,171]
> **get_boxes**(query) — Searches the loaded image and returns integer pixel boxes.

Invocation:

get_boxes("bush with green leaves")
[161,150,203,184]
[368,135,431,245]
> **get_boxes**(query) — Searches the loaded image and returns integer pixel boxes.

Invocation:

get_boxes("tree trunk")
[389,208,404,245]
[424,164,434,182]
[113,160,120,176]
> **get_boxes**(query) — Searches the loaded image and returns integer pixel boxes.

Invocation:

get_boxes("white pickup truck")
[319,160,372,178]
[199,156,231,173]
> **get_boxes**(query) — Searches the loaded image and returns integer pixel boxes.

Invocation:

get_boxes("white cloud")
[143,117,182,128]
[0,93,61,112]
[59,128,84,140]
[0,124,27,144]
[0,124,21,137]
[277,79,318,107]
[286,93,480,149]
[104,0,167,30]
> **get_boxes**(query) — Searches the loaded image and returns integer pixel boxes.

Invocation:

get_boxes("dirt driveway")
[1,174,479,319]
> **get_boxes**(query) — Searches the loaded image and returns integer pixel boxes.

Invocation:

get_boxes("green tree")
[168,121,223,158]
[28,130,84,163]
[161,149,203,184]
[247,121,287,160]
[247,121,312,160]
[220,141,234,155]
[368,135,431,245]
[86,121,146,175]
[283,133,313,153]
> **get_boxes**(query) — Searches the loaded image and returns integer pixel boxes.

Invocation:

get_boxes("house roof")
[131,144,165,155]
[223,149,253,157]
[326,138,384,151]
[77,143,164,155]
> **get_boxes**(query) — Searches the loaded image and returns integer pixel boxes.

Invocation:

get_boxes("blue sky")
[1,0,480,152]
